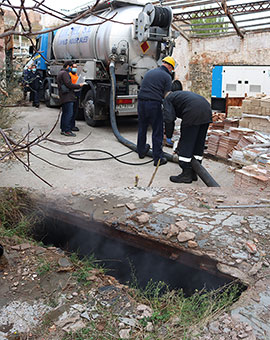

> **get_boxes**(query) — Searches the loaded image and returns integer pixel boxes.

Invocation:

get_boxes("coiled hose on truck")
[109,61,220,187]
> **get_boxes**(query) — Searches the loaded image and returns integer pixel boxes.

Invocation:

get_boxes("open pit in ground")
[1,186,270,339]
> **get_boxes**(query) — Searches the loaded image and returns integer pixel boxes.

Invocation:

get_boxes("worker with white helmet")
[136,56,175,166]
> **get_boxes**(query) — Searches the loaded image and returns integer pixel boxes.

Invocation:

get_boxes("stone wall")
[173,31,270,101]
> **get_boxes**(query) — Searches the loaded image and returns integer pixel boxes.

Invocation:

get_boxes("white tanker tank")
[53,0,174,84]
[43,0,176,126]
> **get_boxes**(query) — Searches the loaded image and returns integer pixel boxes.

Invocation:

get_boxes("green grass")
[0,188,38,239]
[70,253,106,286]
[36,258,52,276]
[129,280,242,339]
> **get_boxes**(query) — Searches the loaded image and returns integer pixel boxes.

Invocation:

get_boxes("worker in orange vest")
[69,63,80,132]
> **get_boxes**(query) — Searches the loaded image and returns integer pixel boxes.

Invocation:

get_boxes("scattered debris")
[177,231,196,243]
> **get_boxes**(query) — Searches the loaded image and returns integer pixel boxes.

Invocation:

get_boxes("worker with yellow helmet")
[136,55,176,166]
[162,56,176,69]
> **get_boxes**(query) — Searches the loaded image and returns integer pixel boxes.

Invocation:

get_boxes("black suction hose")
[109,61,143,153]
[109,61,220,187]
[191,158,220,187]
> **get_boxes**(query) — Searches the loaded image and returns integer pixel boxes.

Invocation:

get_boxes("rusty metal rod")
[215,204,270,209]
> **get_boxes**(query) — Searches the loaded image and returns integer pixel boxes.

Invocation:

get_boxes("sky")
[6,0,93,12]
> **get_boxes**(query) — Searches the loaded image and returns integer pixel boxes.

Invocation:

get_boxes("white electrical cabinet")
[211,65,270,110]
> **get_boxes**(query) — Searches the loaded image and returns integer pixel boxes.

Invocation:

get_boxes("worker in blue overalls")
[136,56,175,166]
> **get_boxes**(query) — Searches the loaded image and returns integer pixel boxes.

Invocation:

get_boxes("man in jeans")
[136,56,175,166]
[57,61,84,137]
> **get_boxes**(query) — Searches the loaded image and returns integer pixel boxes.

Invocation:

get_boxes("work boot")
[138,144,150,159]
[170,168,193,183]
[192,169,198,181]
[154,157,167,166]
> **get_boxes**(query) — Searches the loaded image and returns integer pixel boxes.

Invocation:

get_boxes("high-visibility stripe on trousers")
[175,123,209,169]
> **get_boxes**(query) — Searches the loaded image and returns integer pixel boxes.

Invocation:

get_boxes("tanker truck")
[30,0,176,126]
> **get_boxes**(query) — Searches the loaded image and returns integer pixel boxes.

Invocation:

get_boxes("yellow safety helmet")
[162,56,176,69]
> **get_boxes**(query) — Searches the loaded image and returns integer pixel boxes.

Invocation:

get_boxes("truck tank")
[52,1,173,84]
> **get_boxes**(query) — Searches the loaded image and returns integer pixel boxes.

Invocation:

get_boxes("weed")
[70,253,105,286]
[36,258,51,276]
[199,203,211,209]
[133,280,242,339]
[0,188,38,239]
[41,312,54,328]
[47,297,58,308]
[62,328,92,340]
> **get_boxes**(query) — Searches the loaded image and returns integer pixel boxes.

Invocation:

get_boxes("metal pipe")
[215,204,270,209]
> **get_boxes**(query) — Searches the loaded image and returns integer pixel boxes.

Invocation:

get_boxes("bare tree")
[0,0,131,186]
[0,111,91,186]
[0,0,131,39]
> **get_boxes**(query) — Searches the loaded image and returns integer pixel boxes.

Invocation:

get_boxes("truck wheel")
[84,90,103,127]
[44,83,56,108]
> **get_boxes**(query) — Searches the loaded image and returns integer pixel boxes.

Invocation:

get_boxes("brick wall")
[173,31,270,101]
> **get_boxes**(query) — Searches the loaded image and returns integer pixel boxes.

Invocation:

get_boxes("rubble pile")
[207,110,270,188]
[227,106,242,118]
[198,313,256,340]
[234,164,270,188]
[239,95,270,134]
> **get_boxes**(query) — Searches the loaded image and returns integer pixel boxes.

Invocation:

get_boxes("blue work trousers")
[137,100,164,163]
[61,102,74,133]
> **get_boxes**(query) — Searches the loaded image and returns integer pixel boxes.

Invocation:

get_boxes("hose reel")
[137,3,173,42]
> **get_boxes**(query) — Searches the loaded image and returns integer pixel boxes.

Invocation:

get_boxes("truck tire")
[44,83,56,108]
[83,90,103,127]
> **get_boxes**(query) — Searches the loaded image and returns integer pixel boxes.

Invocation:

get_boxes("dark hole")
[33,209,247,298]
[238,80,242,84]
[245,80,249,84]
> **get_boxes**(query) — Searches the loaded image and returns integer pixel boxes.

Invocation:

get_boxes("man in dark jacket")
[163,89,212,183]
[137,56,175,166]
[28,65,42,108]
[164,80,183,147]
[57,61,84,137]
[22,64,32,100]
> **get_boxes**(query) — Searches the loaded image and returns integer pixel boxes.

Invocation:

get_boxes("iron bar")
[221,0,244,38]
[173,1,270,21]
[189,21,270,35]
[180,14,270,27]
[215,204,270,209]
